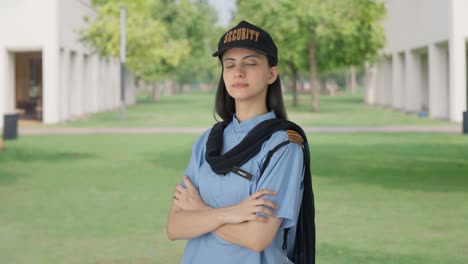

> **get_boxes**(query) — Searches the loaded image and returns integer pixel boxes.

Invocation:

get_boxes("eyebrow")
[222,54,260,62]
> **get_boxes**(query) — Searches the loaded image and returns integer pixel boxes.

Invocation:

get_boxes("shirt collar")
[232,111,276,135]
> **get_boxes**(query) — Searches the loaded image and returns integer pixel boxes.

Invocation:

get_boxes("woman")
[166,20,315,264]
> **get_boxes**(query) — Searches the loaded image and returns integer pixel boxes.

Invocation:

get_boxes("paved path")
[19,125,462,135]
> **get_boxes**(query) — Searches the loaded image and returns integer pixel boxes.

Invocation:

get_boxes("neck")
[235,101,268,122]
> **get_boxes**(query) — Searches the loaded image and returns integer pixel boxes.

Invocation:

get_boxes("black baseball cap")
[212,20,278,65]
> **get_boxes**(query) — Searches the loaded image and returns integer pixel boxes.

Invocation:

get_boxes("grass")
[33,89,456,128]
[1,133,468,264]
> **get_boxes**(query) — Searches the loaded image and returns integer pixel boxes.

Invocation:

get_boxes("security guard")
[167,20,315,264]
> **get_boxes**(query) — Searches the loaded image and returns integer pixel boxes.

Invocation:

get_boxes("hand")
[220,189,279,224]
[173,176,210,211]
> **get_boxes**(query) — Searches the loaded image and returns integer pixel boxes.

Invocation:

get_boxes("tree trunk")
[346,69,351,93]
[292,69,298,107]
[152,83,160,101]
[288,63,299,107]
[164,79,173,96]
[350,65,357,94]
[320,78,327,95]
[175,82,181,93]
[309,41,320,111]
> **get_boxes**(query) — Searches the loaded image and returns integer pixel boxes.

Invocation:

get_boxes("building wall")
[449,0,468,122]
[382,0,450,53]
[0,0,135,127]
[0,0,56,125]
[369,0,468,122]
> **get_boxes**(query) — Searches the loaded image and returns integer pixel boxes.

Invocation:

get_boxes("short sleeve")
[182,128,211,190]
[256,141,304,229]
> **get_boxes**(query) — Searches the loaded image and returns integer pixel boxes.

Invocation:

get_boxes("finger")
[173,188,181,198]
[250,189,276,200]
[183,176,195,189]
[173,189,181,197]
[252,215,270,223]
[254,198,279,210]
[172,198,182,208]
[173,198,182,208]
[253,207,277,218]
[175,184,185,193]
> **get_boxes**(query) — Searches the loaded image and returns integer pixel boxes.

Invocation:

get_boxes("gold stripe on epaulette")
[286,130,304,147]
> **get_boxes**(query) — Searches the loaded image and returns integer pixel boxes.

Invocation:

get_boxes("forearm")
[167,206,225,241]
[214,222,257,250]
[167,180,280,247]
[214,218,281,252]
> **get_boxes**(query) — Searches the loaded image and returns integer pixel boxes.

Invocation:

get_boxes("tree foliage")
[81,0,221,84]
[156,0,221,84]
[234,0,386,110]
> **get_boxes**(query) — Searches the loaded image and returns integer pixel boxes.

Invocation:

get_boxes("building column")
[83,54,92,114]
[68,51,77,117]
[104,59,110,110]
[392,52,405,109]
[99,57,105,111]
[405,50,421,112]
[89,54,99,113]
[43,45,60,124]
[364,62,377,105]
[429,43,450,119]
[383,56,393,107]
[448,36,467,122]
[75,53,84,116]
[59,48,69,122]
[114,59,120,108]
[449,0,468,122]
[420,52,429,113]
[110,58,118,109]
[0,49,15,127]
[0,48,5,127]
[375,60,385,105]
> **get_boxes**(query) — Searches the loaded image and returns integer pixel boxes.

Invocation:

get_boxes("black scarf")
[205,118,315,264]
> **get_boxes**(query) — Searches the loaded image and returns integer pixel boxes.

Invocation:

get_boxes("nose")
[234,65,246,78]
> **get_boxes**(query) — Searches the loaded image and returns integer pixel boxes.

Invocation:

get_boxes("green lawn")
[40,90,456,128]
[1,133,467,264]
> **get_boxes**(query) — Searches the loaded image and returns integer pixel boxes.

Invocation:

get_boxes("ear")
[267,66,279,85]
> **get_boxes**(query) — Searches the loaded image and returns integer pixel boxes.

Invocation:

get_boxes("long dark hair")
[214,56,288,123]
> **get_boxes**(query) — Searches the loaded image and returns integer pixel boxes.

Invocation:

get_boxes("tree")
[234,0,386,111]
[82,0,222,99]
[156,0,222,86]
[81,0,188,99]
[234,0,309,107]
[296,0,386,110]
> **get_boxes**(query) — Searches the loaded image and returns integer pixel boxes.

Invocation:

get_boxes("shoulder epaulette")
[286,129,304,147]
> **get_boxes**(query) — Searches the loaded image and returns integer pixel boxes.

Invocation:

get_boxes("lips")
[232,82,249,88]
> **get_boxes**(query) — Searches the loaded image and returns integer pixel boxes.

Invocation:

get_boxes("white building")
[0,0,135,126]
[366,0,468,123]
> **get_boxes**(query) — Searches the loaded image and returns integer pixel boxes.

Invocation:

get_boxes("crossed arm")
[166,176,283,252]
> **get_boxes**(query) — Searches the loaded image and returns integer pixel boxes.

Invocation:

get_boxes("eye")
[224,63,235,69]
[244,59,258,66]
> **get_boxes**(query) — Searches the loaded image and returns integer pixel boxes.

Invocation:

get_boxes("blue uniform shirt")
[180,111,305,264]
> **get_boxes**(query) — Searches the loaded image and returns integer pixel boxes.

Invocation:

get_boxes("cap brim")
[212,46,270,58]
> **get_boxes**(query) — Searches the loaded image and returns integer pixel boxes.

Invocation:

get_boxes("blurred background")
[0,0,467,263]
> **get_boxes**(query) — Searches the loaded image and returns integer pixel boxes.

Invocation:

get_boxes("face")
[222,48,278,104]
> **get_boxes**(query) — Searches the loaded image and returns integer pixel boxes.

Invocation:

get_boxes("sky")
[207,0,236,27]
